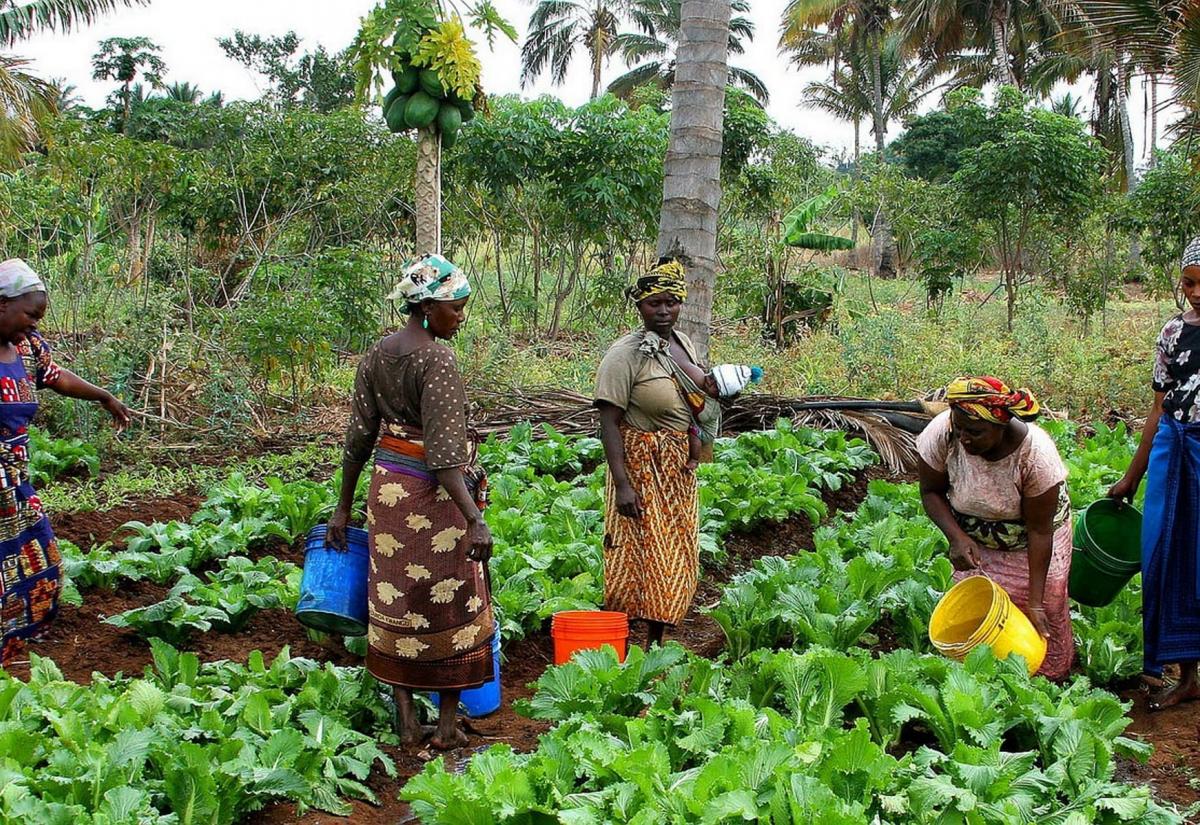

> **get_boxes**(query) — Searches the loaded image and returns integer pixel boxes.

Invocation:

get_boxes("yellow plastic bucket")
[928,576,1047,676]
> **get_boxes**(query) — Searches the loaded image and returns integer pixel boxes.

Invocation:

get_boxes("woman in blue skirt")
[1110,237,1200,710]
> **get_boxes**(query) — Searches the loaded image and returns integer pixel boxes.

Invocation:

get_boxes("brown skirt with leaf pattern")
[365,463,494,690]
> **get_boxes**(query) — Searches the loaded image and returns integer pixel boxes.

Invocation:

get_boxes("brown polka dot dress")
[345,340,494,690]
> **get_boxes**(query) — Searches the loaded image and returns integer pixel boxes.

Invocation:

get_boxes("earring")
[422,317,429,330]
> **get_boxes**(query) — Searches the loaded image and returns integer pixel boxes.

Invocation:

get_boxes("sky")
[14,0,1164,162]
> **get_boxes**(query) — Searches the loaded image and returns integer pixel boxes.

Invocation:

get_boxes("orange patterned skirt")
[603,426,699,625]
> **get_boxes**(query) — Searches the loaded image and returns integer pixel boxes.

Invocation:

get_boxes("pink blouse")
[916,411,1068,521]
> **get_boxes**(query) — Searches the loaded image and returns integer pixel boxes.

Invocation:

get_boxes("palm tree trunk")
[851,117,860,247]
[868,35,897,279]
[1149,74,1158,166]
[590,2,605,100]
[591,33,602,99]
[991,1,1017,88]
[415,129,442,254]
[1115,57,1141,267]
[1116,58,1135,193]
[657,0,731,362]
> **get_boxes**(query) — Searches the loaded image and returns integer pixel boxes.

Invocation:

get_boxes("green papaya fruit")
[394,65,419,95]
[404,91,439,129]
[441,124,459,150]
[436,103,463,136]
[383,86,401,113]
[418,68,445,99]
[386,94,410,132]
[457,100,475,122]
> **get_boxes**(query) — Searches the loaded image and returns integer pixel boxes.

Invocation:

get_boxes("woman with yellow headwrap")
[916,376,1075,679]
[593,258,707,647]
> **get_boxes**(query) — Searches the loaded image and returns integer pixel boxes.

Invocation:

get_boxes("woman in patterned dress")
[328,254,493,750]
[1109,236,1200,710]
[917,376,1075,680]
[0,259,129,664]
[594,260,705,648]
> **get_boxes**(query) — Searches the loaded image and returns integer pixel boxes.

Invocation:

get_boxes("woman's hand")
[466,517,492,563]
[948,535,982,571]
[326,505,351,551]
[615,481,644,519]
[100,393,131,432]
[1027,604,1051,639]
[1107,474,1139,503]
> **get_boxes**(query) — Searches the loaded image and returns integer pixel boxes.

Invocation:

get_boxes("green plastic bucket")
[1069,499,1142,607]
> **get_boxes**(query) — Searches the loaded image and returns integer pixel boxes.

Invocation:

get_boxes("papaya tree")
[349,0,515,255]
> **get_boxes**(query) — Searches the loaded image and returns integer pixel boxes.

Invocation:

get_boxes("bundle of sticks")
[473,387,949,473]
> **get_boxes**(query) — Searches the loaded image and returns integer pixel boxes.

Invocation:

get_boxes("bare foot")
[399,721,432,746]
[1149,680,1200,711]
[429,725,470,750]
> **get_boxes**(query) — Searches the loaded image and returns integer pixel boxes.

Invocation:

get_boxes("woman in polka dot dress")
[328,254,493,750]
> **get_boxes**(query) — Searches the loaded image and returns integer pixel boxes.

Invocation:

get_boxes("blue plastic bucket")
[295,525,369,637]
[430,621,502,717]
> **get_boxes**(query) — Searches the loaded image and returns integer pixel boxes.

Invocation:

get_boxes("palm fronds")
[472,387,939,472]
[0,0,149,47]
[0,53,56,167]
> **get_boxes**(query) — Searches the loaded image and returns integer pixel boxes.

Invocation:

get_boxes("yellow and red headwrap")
[627,259,687,303]
[945,376,1041,424]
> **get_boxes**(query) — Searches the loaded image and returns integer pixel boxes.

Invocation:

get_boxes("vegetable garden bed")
[5,422,1196,823]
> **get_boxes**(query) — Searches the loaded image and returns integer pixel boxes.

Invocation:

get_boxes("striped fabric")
[602,426,699,625]
[1141,416,1200,669]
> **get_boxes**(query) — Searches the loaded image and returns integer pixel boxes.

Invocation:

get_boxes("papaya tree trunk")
[415,129,442,254]
[657,0,731,363]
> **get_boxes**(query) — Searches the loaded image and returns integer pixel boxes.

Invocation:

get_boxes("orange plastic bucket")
[551,611,629,665]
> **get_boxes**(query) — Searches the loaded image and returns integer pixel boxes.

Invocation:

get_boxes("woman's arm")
[50,368,130,429]
[327,458,364,550]
[598,402,642,518]
[1021,483,1060,638]
[1110,392,1165,501]
[918,457,980,570]
[329,357,379,550]
[435,468,492,562]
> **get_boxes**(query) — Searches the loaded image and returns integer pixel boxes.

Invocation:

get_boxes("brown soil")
[245,464,884,824]
[9,580,166,682]
[25,462,1200,822]
[53,493,204,548]
[1118,682,1200,820]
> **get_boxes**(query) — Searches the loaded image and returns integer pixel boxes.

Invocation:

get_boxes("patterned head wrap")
[945,376,1041,424]
[0,259,46,299]
[627,259,687,303]
[387,253,471,306]
[710,364,764,398]
[1182,236,1200,272]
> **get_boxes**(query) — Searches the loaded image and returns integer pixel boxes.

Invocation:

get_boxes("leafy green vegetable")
[29,426,100,487]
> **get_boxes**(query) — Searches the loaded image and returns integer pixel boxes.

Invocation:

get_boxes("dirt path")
[1119,683,1200,819]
